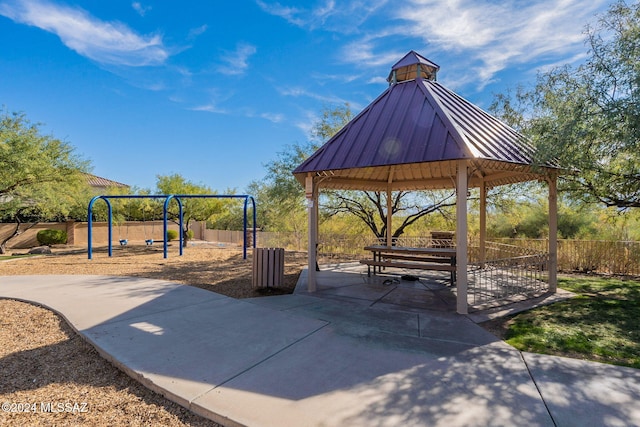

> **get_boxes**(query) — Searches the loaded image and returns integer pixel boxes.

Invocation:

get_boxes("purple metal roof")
[390,50,439,73]
[293,52,555,191]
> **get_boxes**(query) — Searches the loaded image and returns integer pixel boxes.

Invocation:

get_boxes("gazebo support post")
[479,181,487,266]
[456,160,469,315]
[548,176,558,293]
[386,169,394,247]
[386,188,393,247]
[306,175,318,292]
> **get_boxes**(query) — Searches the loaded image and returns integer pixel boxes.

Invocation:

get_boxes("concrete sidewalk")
[1,273,639,426]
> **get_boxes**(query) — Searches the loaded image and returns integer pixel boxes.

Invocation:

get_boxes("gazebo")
[293,51,559,315]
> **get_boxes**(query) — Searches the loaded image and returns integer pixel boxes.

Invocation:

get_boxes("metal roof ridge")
[435,82,536,151]
[418,80,478,159]
[429,81,560,169]
[430,82,527,162]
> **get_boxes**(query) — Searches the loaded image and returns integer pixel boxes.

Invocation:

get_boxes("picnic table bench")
[360,245,457,285]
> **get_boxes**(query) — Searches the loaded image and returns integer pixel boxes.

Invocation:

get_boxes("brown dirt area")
[1,244,354,426]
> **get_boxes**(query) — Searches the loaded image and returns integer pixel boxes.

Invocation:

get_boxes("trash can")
[252,247,285,288]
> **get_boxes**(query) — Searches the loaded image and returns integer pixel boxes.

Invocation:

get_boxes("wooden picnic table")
[361,245,457,285]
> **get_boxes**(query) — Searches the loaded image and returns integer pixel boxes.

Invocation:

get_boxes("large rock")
[28,246,52,255]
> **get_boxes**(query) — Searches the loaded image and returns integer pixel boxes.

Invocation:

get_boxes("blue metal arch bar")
[87,194,256,260]
[163,195,184,259]
[172,194,257,259]
[87,195,112,259]
[88,194,171,259]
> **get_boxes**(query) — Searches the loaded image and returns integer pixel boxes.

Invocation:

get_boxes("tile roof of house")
[84,173,129,189]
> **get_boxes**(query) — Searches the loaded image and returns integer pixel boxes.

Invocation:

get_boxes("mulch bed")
[0,245,322,426]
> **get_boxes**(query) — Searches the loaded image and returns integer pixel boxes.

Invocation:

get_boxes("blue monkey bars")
[87,194,256,260]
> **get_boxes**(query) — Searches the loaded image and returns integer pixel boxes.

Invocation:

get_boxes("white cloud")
[277,85,349,105]
[261,0,609,90]
[188,24,208,39]
[397,0,502,50]
[0,0,169,66]
[293,109,318,135]
[217,43,257,76]
[190,103,227,114]
[255,0,305,26]
[367,76,387,85]
[131,1,151,17]
[340,40,406,67]
[313,0,336,21]
[260,112,284,122]
[393,0,609,86]
[257,0,388,31]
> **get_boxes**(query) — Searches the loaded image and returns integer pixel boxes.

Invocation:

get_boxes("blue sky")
[0,0,614,193]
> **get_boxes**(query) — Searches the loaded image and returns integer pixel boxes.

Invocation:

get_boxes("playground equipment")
[142,205,157,246]
[87,194,256,260]
[117,203,131,246]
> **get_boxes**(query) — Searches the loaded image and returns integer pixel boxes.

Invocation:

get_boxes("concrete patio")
[299,261,572,322]
[1,266,639,426]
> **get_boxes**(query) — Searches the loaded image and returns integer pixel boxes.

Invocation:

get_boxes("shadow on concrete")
[2,271,639,426]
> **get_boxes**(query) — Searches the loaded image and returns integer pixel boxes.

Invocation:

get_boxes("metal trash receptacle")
[252,247,285,288]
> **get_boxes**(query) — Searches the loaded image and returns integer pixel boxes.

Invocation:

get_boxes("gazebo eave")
[295,159,558,192]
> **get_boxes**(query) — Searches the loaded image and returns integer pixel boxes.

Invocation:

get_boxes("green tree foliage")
[252,102,457,241]
[0,109,90,253]
[323,190,458,241]
[488,195,598,239]
[248,103,353,231]
[155,174,222,245]
[492,1,640,208]
[248,140,315,231]
[206,189,246,230]
[314,108,458,241]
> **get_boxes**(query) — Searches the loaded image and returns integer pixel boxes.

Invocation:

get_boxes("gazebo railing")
[318,235,551,307]
[372,236,455,248]
[468,241,550,307]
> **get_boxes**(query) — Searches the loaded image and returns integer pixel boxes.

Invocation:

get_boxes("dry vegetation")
[0,244,322,426]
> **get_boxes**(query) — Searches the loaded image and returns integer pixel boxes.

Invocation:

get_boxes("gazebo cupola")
[387,50,440,85]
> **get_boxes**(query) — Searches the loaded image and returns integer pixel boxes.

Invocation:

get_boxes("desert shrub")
[185,229,194,240]
[166,229,178,241]
[36,229,67,245]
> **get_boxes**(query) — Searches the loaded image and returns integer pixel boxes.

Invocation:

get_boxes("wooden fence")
[253,233,640,276]
[3,222,640,276]
[490,238,640,276]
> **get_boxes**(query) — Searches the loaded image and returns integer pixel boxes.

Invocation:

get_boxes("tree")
[324,190,458,242]
[206,188,245,230]
[493,1,640,208]
[0,109,90,253]
[253,102,458,242]
[248,140,314,231]
[309,105,457,242]
[488,196,597,239]
[155,174,222,246]
[248,103,354,232]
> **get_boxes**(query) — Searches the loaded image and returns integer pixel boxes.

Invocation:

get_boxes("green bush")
[185,229,194,240]
[36,229,67,245]
[166,229,178,241]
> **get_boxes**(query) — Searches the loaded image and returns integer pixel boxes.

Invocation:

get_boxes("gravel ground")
[0,244,322,426]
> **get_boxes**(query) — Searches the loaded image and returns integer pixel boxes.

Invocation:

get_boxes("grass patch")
[0,254,35,261]
[501,276,640,369]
